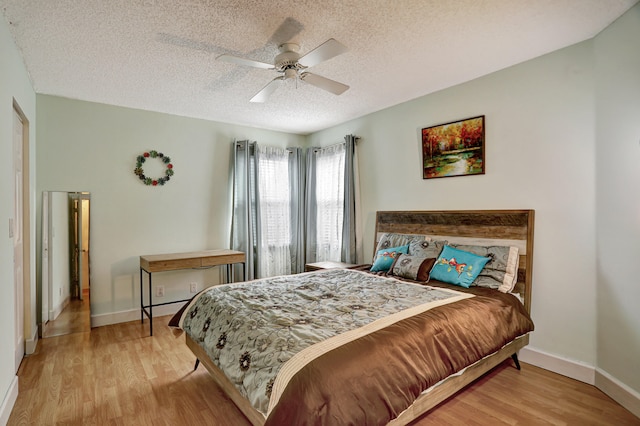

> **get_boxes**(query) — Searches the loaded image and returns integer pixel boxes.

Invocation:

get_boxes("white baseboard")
[520,346,640,420]
[90,302,183,328]
[519,346,596,384]
[50,295,70,321]
[0,375,19,426]
[25,327,38,355]
[595,368,640,418]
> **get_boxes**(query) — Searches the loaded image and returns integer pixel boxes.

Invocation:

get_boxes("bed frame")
[186,209,535,425]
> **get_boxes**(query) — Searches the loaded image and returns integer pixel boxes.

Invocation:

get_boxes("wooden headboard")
[374,210,535,314]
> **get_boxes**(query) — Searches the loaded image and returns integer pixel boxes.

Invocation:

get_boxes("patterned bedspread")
[179,268,471,416]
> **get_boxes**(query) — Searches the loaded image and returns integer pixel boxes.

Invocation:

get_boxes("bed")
[172,209,535,425]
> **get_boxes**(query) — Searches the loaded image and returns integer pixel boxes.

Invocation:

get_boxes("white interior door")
[13,107,25,373]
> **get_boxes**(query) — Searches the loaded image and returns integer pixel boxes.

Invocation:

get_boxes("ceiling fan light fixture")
[283,68,298,80]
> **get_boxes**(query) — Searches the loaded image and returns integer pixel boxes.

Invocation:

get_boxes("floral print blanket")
[179,268,468,416]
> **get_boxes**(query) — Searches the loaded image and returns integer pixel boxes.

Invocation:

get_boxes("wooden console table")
[139,249,245,336]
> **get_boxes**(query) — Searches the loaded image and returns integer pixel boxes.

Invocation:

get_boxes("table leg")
[149,272,153,336]
[140,268,144,323]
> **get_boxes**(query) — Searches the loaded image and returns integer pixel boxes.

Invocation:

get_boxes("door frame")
[77,193,91,301]
[12,99,31,370]
[68,193,90,301]
[41,191,50,325]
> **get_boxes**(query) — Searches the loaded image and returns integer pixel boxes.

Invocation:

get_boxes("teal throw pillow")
[430,245,491,288]
[370,244,409,272]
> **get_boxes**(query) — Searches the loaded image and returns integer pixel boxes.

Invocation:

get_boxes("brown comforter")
[265,285,533,425]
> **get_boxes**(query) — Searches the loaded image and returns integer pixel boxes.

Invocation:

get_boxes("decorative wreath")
[134,150,174,186]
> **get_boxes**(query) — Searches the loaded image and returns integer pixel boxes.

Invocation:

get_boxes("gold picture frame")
[421,115,485,179]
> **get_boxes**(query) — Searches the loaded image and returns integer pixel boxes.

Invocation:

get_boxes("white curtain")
[306,135,360,264]
[313,144,345,261]
[256,145,293,277]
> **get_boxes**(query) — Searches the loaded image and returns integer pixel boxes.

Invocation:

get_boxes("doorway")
[41,191,91,338]
[70,194,90,300]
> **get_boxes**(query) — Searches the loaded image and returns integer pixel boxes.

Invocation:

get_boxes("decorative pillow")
[375,233,427,260]
[370,244,410,272]
[429,245,491,288]
[388,254,436,282]
[451,244,519,293]
[409,239,448,259]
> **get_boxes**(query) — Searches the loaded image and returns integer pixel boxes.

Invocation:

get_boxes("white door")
[13,107,25,373]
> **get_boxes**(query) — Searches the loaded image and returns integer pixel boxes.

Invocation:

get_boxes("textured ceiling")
[1,0,637,134]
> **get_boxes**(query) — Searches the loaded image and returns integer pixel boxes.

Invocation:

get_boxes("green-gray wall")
[594,4,640,408]
[35,96,306,325]
[309,4,640,415]
[311,39,598,372]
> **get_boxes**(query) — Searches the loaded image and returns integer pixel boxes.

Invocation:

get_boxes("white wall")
[310,40,598,369]
[0,15,37,425]
[594,3,640,399]
[50,192,71,319]
[35,95,306,326]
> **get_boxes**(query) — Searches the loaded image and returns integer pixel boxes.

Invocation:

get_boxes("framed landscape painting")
[421,115,485,179]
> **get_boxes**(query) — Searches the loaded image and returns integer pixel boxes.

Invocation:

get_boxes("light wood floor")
[42,291,91,338]
[9,316,639,425]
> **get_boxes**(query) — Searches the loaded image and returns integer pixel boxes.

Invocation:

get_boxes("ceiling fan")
[217,38,349,102]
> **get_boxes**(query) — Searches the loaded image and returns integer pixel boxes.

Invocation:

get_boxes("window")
[257,147,291,247]
[232,142,304,279]
[312,144,346,262]
[233,136,357,278]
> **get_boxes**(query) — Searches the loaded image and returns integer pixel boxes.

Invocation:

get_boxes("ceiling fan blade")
[268,17,304,45]
[300,72,349,95]
[250,77,284,103]
[157,32,221,54]
[298,38,348,67]
[217,54,274,69]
